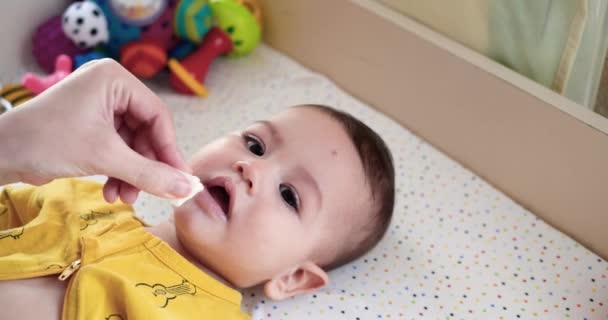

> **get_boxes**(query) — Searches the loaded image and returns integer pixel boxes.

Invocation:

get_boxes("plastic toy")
[74,50,109,69]
[209,0,261,57]
[22,55,73,95]
[235,0,262,28]
[168,0,262,96]
[62,1,110,49]
[32,0,262,97]
[109,0,168,26]
[0,55,73,115]
[32,16,86,73]
[167,28,228,96]
[0,84,35,115]
[174,0,213,43]
[120,0,181,78]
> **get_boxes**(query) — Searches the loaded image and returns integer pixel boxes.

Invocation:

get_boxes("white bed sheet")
[128,44,608,320]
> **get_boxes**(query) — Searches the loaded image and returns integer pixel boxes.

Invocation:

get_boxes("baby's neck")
[145,216,235,290]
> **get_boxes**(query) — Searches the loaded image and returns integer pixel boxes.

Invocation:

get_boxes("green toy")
[168,0,263,95]
[210,0,261,57]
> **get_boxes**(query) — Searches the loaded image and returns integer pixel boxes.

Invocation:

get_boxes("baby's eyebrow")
[255,120,282,145]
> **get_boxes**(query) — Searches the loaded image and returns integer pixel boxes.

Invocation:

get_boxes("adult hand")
[0,59,192,203]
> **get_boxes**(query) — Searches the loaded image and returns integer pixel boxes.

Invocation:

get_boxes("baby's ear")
[264,262,328,300]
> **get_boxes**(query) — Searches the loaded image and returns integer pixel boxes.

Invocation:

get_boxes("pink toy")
[32,16,86,74]
[22,55,73,95]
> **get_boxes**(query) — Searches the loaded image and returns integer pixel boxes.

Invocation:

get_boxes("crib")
[0,0,606,319]
[376,0,608,110]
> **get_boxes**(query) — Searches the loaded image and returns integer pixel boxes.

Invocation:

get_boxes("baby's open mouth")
[208,186,230,217]
[201,177,234,220]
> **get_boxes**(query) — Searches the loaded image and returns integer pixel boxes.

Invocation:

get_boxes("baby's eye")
[243,134,265,156]
[279,184,300,213]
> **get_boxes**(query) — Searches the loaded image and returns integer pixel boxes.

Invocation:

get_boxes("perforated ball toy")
[62,1,110,49]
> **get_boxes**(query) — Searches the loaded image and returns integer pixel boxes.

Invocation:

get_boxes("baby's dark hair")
[300,104,395,271]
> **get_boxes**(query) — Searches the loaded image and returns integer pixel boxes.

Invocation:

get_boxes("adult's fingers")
[99,138,191,198]
[118,182,139,204]
[103,178,121,203]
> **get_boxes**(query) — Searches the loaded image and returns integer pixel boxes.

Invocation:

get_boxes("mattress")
[126,45,607,319]
[0,45,605,319]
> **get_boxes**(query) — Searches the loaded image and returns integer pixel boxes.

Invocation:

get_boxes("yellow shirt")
[0,179,249,320]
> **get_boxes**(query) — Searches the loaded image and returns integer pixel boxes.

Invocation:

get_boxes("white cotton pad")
[170,171,205,207]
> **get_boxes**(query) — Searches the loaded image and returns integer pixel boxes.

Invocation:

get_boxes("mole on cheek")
[331,149,338,157]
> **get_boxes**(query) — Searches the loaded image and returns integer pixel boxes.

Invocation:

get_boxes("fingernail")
[170,178,191,198]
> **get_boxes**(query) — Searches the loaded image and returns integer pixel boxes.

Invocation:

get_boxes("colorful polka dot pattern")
[128,45,605,319]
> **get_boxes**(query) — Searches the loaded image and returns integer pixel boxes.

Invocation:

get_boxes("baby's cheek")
[238,217,300,264]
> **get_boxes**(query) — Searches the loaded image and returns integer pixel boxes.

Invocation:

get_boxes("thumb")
[99,141,192,199]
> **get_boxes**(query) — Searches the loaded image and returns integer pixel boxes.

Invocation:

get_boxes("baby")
[0,104,394,319]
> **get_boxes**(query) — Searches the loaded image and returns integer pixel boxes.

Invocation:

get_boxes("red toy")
[168,27,232,96]
[120,0,180,78]
[168,0,262,96]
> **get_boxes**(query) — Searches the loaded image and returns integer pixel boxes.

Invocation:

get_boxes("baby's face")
[173,107,371,288]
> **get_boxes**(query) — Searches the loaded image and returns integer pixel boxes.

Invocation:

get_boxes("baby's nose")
[233,161,255,193]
